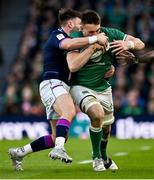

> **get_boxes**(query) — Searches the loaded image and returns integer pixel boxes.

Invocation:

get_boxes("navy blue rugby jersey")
[42,28,70,84]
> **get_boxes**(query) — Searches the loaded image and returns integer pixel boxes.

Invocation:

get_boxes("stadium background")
[0,0,154,139]
[0,0,154,179]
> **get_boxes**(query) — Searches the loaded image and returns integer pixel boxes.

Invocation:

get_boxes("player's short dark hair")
[58,8,81,26]
[82,10,101,25]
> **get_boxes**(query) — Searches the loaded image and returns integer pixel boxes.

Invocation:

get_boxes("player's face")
[82,24,101,36]
[71,17,82,32]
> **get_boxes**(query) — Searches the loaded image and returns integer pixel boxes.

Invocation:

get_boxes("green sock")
[89,127,102,159]
[100,140,108,161]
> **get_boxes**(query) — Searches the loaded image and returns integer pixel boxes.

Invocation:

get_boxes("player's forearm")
[126,35,145,51]
[67,46,95,72]
[62,38,88,50]
[137,50,154,63]
[126,37,145,51]
[61,36,100,50]
[131,38,145,50]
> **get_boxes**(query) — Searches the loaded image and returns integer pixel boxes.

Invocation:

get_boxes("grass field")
[0,137,154,179]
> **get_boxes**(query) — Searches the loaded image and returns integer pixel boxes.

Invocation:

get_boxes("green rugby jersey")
[70,27,126,92]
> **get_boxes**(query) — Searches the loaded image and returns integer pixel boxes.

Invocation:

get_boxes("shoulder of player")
[51,29,68,40]
[70,31,83,38]
[101,27,120,33]
[101,27,125,40]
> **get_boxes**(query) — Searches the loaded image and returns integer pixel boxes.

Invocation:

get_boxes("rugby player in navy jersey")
[8,8,110,171]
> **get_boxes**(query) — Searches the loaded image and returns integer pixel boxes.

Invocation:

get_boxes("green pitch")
[0,137,154,179]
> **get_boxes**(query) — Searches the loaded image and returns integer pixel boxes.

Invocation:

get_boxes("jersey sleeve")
[68,31,83,53]
[112,28,126,40]
[50,31,68,49]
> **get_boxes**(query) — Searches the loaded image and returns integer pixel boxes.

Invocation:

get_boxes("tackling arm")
[116,50,154,65]
[137,50,154,63]
[66,45,95,72]
[67,43,104,72]
[61,33,108,50]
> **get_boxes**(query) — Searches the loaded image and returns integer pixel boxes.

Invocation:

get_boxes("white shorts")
[39,79,70,120]
[70,85,114,126]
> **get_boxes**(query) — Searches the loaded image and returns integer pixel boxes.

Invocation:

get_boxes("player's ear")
[68,20,74,29]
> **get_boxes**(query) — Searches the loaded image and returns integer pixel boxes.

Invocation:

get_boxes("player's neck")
[61,26,71,36]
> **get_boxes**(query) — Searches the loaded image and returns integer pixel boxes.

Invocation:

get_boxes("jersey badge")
[56,34,65,40]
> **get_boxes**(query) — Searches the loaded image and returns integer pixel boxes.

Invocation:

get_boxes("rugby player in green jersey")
[67,10,145,171]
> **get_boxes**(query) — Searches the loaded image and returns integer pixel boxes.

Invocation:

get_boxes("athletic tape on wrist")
[127,40,135,49]
[88,36,98,44]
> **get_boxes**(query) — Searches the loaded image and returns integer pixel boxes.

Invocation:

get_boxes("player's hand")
[116,51,136,65]
[93,43,106,53]
[110,40,133,55]
[104,65,115,78]
[97,33,109,50]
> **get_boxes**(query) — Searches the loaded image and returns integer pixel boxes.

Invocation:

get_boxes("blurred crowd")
[2,0,154,116]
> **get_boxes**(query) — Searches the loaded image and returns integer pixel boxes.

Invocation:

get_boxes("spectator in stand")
[147,87,154,114]
[120,88,145,116]
[2,0,154,117]
[0,46,4,67]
